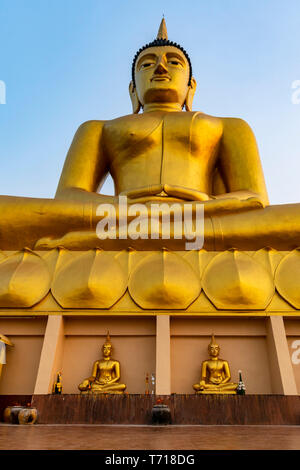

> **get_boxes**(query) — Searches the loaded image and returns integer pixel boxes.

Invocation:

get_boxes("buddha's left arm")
[201,361,208,382]
[88,360,99,382]
[109,361,121,384]
[215,118,269,207]
[222,361,232,384]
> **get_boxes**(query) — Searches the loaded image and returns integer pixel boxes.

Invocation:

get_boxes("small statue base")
[195,390,237,395]
[80,390,125,395]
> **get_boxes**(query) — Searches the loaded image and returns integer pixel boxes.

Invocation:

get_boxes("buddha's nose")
[154,61,168,75]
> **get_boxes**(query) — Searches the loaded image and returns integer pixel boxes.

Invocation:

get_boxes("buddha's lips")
[151,76,171,81]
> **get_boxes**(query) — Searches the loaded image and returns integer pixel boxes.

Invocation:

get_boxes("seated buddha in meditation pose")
[78,332,126,394]
[193,335,238,394]
[0,19,300,251]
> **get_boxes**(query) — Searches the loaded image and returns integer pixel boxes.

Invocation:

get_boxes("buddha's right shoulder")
[76,115,135,132]
[76,120,107,133]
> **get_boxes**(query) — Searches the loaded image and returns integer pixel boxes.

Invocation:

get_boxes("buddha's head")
[130,18,196,113]
[208,334,220,358]
[102,331,112,359]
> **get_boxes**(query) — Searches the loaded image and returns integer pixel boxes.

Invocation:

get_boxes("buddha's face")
[208,344,220,358]
[134,46,191,107]
[103,343,112,358]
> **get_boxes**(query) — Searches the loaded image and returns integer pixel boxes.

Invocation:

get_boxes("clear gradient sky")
[0,0,299,204]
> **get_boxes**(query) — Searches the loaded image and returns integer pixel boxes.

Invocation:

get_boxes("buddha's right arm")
[88,360,99,382]
[55,120,116,204]
[201,361,208,382]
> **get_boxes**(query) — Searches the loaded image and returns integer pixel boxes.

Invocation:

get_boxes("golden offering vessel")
[78,332,126,394]
[0,18,299,251]
[193,335,238,394]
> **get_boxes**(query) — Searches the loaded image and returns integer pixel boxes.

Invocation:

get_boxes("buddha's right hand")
[119,184,210,202]
[163,184,210,201]
[119,185,165,199]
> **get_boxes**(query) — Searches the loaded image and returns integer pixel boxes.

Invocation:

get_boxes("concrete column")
[266,315,297,395]
[155,315,171,395]
[34,315,64,394]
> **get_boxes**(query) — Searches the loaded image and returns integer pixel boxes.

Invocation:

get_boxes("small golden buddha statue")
[193,335,238,394]
[0,18,300,250]
[78,332,126,394]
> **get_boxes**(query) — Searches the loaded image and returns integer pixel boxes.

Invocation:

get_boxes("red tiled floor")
[0,424,299,450]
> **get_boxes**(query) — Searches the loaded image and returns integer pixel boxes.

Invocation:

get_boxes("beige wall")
[0,318,46,394]
[0,315,298,396]
[170,317,272,394]
[61,316,156,394]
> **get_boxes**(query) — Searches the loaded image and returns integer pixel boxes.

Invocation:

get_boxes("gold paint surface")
[52,249,127,309]
[275,248,300,309]
[128,250,201,309]
[202,249,275,310]
[0,249,50,307]
[0,249,297,313]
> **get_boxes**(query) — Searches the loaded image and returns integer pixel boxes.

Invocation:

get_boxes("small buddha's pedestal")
[80,390,125,395]
[195,391,237,395]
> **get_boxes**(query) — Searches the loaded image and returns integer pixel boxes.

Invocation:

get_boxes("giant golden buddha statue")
[1,19,300,251]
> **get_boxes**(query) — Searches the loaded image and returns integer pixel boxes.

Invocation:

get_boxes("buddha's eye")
[168,60,182,66]
[140,62,154,70]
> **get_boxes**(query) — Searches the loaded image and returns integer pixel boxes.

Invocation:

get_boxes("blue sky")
[0,0,300,204]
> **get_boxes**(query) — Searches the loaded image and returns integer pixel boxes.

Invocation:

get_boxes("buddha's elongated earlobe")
[184,77,197,111]
[129,81,141,114]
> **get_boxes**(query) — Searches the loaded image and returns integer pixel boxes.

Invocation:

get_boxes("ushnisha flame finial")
[104,330,111,345]
[157,17,168,40]
[209,333,218,347]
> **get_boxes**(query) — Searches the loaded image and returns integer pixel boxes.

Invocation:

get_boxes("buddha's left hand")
[120,184,211,202]
[204,196,264,214]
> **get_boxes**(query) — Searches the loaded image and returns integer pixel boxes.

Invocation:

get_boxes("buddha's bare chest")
[98,361,114,374]
[103,113,222,164]
[207,361,224,375]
